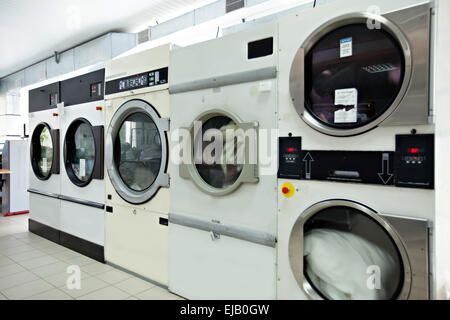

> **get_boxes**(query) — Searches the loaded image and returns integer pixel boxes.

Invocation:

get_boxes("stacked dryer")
[59,69,106,261]
[277,0,434,299]
[169,22,278,299]
[104,45,171,285]
[28,82,62,242]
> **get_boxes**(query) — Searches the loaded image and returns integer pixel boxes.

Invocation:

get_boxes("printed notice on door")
[340,37,353,58]
[334,88,358,123]
[79,159,86,178]
[42,158,47,172]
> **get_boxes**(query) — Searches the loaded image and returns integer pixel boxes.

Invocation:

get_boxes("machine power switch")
[281,182,295,198]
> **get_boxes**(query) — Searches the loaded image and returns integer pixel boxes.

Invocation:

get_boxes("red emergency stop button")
[281,182,295,198]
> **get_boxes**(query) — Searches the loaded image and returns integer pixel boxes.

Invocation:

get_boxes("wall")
[434,0,450,300]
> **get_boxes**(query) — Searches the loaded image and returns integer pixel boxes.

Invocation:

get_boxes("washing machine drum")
[106,99,169,204]
[30,123,58,180]
[301,205,405,300]
[64,120,97,185]
[303,23,405,132]
[114,112,162,192]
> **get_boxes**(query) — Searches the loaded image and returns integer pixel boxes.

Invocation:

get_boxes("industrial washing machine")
[59,69,105,261]
[104,45,171,285]
[168,22,278,299]
[277,0,434,299]
[28,82,62,242]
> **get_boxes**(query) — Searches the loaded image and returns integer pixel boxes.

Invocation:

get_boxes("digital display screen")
[91,82,102,97]
[407,147,423,154]
[50,93,58,105]
[118,74,148,91]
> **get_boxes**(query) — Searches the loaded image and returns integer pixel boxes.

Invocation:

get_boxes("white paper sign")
[42,158,47,172]
[79,159,86,178]
[335,88,358,123]
[334,108,357,123]
[340,37,353,58]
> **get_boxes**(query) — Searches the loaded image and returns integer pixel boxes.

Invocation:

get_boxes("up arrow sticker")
[378,153,394,185]
[302,152,314,180]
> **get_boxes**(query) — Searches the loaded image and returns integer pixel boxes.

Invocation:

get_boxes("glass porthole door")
[288,200,412,300]
[106,100,169,204]
[64,119,103,187]
[179,110,259,196]
[290,14,412,136]
[30,123,59,180]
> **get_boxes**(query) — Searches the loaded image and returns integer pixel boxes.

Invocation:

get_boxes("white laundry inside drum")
[304,228,400,300]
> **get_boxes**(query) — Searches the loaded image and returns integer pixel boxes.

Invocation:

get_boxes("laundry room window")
[195,116,244,189]
[304,23,405,130]
[66,121,96,183]
[114,112,162,192]
[302,206,404,300]
[37,126,53,178]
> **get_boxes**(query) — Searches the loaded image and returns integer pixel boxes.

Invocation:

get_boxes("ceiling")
[0,0,216,78]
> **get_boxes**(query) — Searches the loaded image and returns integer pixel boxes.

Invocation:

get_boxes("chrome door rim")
[289,12,413,136]
[106,99,169,204]
[179,109,259,196]
[288,199,412,300]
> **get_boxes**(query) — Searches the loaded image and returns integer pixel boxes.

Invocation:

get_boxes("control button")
[281,182,295,198]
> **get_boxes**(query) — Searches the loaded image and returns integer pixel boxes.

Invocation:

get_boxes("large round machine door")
[64,118,103,187]
[290,13,412,136]
[179,110,259,196]
[288,200,412,300]
[106,100,169,204]
[30,123,59,180]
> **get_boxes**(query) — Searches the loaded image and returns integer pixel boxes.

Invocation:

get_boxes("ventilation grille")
[226,0,245,13]
[137,29,150,44]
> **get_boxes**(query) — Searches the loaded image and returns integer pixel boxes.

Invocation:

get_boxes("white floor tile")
[51,250,82,262]
[0,263,27,277]
[60,276,109,298]
[0,255,15,267]
[1,279,53,300]
[0,292,7,300]
[29,239,59,250]
[77,286,130,300]
[30,261,70,278]
[39,245,67,255]
[0,270,39,291]
[95,269,132,284]
[114,277,155,295]
[81,262,113,276]
[126,296,139,300]
[26,288,73,300]
[136,286,179,300]
[19,255,58,269]
[62,255,96,267]
[44,270,89,288]
[8,249,47,262]
[0,244,35,256]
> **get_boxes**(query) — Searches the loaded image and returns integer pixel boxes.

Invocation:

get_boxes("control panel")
[394,134,434,189]
[61,69,105,107]
[90,82,103,98]
[299,150,395,186]
[277,134,435,190]
[278,137,302,179]
[105,67,169,95]
[49,93,59,106]
[29,82,60,112]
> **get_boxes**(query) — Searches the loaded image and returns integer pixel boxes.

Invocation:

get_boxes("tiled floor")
[0,214,181,300]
